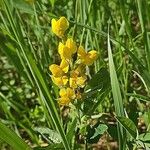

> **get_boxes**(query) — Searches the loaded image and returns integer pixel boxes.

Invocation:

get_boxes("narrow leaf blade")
[0,121,31,150]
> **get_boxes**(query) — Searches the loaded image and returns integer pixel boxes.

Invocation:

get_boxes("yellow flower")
[59,88,75,99]
[58,97,70,106]
[70,76,87,88]
[69,70,87,88]
[58,38,77,60]
[60,59,69,73]
[49,60,69,87]
[49,59,69,77]
[49,64,64,77]
[78,46,98,65]
[58,42,72,60]
[51,76,68,87]
[51,17,69,38]
[58,88,76,105]
[65,38,77,54]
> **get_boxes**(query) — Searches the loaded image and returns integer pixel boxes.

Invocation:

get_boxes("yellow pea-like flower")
[88,50,99,62]
[78,46,87,58]
[69,78,77,88]
[58,42,72,60]
[70,76,87,88]
[58,38,77,60]
[51,76,68,87]
[60,59,69,73]
[78,46,98,65]
[65,38,77,54]
[69,70,87,88]
[67,88,76,99]
[58,97,70,106]
[59,88,75,99]
[49,59,69,87]
[49,64,64,77]
[49,59,69,77]
[58,88,76,105]
[51,17,69,38]
[76,76,87,87]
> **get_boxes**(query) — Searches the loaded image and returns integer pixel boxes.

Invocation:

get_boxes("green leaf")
[90,124,108,139]
[0,121,31,150]
[66,118,77,145]
[139,133,150,142]
[116,116,138,139]
[87,123,107,144]
[136,140,150,150]
[83,68,110,114]
[34,127,62,143]
[87,67,110,91]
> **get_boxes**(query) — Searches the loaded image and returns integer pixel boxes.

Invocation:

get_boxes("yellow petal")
[70,69,87,88]
[51,76,62,87]
[83,55,93,65]
[66,88,76,99]
[62,76,68,85]
[59,88,67,97]
[49,64,63,77]
[89,50,98,61]
[83,50,98,66]
[59,88,75,99]
[58,17,69,31]
[78,46,86,58]
[70,70,79,78]
[66,38,77,54]
[58,97,70,106]
[76,76,87,87]
[58,42,71,59]
[51,17,69,38]
[62,47,71,59]
[52,76,68,87]
[58,42,65,55]
[60,59,69,73]
[51,19,57,34]
[77,46,98,65]
[69,77,77,88]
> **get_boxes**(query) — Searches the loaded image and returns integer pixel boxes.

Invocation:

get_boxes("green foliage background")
[0,0,150,149]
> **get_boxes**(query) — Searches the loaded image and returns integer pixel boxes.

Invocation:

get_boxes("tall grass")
[0,0,70,149]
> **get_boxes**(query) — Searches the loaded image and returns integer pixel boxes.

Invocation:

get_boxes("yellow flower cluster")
[50,17,98,106]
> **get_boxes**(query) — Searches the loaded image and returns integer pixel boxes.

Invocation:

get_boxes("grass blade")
[0,121,31,150]
[108,32,126,149]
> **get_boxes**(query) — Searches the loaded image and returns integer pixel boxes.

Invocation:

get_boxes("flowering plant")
[49,17,98,106]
